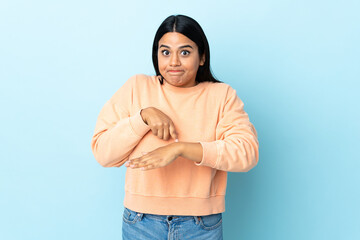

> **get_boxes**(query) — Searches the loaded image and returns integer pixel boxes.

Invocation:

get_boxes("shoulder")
[206,81,237,98]
[109,74,156,102]
[205,82,244,111]
[116,74,157,90]
[126,73,160,87]
[132,73,158,82]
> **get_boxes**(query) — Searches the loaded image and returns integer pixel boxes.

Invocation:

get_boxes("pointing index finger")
[169,123,178,142]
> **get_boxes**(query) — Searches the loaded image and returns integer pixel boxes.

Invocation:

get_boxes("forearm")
[176,142,203,164]
[91,109,150,167]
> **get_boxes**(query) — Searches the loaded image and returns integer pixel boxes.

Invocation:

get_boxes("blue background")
[1,0,359,239]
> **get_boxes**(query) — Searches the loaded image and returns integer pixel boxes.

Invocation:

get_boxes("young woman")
[91,14,259,240]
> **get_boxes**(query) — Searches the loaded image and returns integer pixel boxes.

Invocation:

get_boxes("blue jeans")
[122,207,223,240]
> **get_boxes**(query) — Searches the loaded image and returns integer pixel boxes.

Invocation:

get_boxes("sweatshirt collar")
[156,75,206,93]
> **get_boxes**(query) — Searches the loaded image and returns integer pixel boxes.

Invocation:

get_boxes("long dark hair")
[152,15,222,84]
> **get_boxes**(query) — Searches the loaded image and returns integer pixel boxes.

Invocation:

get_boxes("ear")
[199,53,205,66]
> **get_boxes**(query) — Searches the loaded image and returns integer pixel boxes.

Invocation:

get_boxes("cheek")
[188,61,200,72]
[159,64,166,72]
[157,62,164,72]
[158,57,166,69]
[185,57,199,68]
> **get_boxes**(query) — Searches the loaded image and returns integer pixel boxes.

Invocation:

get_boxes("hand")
[125,143,181,171]
[140,107,178,141]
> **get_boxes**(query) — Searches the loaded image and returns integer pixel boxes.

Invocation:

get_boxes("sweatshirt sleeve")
[90,75,151,168]
[196,86,259,172]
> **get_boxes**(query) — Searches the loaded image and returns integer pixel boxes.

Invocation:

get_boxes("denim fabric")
[122,207,223,240]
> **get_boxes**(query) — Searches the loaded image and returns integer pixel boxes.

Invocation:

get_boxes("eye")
[161,50,170,56]
[181,50,190,56]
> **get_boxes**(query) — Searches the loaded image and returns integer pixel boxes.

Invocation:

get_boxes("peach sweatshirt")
[91,74,259,216]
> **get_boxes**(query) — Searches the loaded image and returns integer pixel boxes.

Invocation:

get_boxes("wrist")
[172,142,202,164]
[171,142,185,158]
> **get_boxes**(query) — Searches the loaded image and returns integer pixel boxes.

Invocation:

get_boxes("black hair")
[152,14,222,84]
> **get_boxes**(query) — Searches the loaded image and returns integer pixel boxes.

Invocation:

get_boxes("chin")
[165,76,183,83]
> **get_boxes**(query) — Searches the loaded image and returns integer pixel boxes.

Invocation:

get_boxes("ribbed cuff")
[129,109,151,137]
[195,141,218,168]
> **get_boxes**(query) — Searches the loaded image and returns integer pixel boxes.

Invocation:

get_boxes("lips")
[168,70,183,72]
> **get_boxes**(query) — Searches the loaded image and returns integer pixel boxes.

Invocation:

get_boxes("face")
[158,32,205,88]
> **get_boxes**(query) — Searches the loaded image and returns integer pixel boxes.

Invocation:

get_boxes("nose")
[170,53,180,66]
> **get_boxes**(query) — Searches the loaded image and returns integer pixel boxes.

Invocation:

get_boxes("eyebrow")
[159,44,193,49]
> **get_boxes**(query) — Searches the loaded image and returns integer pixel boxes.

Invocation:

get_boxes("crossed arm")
[125,142,202,171]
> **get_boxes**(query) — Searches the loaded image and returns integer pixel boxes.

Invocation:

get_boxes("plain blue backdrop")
[1,0,359,239]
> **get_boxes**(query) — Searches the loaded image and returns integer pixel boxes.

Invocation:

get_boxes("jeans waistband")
[125,207,204,223]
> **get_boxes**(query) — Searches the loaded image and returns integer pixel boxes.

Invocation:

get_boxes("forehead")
[158,32,197,48]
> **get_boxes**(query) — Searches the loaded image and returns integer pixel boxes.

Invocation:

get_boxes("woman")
[91,14,259,240]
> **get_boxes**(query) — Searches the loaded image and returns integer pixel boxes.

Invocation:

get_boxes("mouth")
[168,70,183,72]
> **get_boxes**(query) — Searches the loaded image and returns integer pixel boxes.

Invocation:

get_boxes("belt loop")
[136,212,144,221]
[194,216,201,224]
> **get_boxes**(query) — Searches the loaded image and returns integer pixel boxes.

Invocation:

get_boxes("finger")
[132,158,156,169]
[157,127,163,139]
[141,160,162,171]
[169,123,178,141]
[133,156,158,168]
[141,151,148,155]
[150,127,157,136]
[130,154,151,166]
[141,163,154,171]
[131,160,148,168]
[129,156,143,164]
[163,125,170,140]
